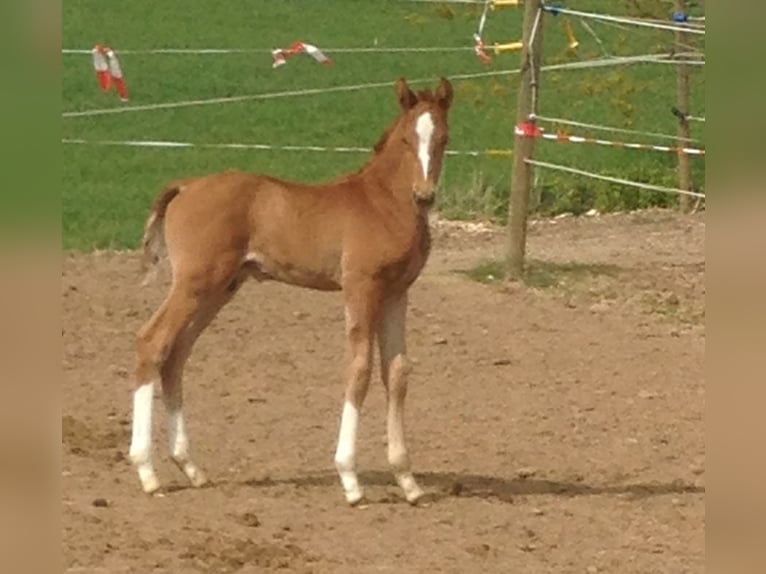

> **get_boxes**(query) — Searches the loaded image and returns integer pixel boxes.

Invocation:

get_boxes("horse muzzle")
[412,188,436,208]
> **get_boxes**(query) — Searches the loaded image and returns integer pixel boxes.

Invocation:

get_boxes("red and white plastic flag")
[92,45,111,91]
[473,33,492,64]
[271,41,333,68]
[92,45,129,101]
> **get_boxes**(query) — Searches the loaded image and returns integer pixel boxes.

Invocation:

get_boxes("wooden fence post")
[674,0,692,212]
[507,0,544,280]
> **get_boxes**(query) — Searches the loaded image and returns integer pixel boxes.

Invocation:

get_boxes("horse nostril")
[412,191,435,207]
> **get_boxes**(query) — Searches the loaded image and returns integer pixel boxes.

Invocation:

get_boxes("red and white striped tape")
[515,122,705,156]
[272,41,333,68]
[473,34,492,64]
[92,45,129,101]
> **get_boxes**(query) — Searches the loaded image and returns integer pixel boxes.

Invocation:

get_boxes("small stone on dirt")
[239,512,261,528]
[433,336,448,345]
[466,542,491,557]
[92,498,109,508]
[492,358,512,366]
[664,293,680,306]
[589,301,610,313]
[531,507,545,516]
[516,467,537,479]
[638,390,657,400]
[449,481,464,496]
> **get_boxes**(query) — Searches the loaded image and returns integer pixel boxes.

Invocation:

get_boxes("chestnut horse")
[129,77,453,505]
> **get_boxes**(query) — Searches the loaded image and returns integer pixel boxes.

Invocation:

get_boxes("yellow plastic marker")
[563,19,579,49]
[492,41,523,54]
[491,0,522,9]
[485,149,513,158]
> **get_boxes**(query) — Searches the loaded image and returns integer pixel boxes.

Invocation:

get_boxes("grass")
[459,258,620,289]
[522,260,621,289]
[459,260,508,285]
[63,0,705,251]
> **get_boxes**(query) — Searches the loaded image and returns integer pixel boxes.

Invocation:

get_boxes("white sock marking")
[129,382,160,492]
[415,112,434,179]
[129,383,154,463]
[335,401,359,469]
[167,409,189,461]
[335,401,362,502]
[167,408,206,486]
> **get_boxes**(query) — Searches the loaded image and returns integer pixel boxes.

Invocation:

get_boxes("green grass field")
[62,0,705,250]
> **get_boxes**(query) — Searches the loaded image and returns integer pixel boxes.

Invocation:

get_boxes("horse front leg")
[378,292,424,504]
[334,278,381,505]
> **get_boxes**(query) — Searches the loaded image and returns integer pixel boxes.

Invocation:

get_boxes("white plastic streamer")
[63,52,694,119]
[526,159,705,198]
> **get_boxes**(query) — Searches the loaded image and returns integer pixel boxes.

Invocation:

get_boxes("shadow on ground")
[207,469,706,504]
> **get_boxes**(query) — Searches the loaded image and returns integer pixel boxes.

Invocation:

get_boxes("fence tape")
[541,6,705,35]
[61,138,512,158]
[526,159,705,198]
[516,122,705,155]
[63,52,698,119]
[535,115,700,143]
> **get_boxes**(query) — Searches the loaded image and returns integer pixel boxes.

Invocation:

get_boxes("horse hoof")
[189,471,208,488]
[185,465,208,488]
[406,489,425,505]
[345,488,365,506]
[140,474,161,495]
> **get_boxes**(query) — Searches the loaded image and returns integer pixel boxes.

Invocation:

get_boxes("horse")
[129,77,454,505]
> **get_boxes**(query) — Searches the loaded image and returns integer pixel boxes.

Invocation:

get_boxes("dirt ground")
[62,209,705,574]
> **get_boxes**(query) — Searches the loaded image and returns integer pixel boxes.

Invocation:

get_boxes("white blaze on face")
[415,112,435,179]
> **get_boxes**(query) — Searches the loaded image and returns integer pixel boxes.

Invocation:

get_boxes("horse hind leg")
[159,291,234,488]
[160,331,206,488]
[130,284,201,494]
[130,256,242,494]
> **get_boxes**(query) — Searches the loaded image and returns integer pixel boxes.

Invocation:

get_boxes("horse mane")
[328,87,438,185]
[372,123,396,154]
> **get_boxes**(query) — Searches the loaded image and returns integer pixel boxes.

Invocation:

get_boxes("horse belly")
[244,249,342,291]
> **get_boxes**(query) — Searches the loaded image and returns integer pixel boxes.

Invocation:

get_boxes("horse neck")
[358,119,420,202]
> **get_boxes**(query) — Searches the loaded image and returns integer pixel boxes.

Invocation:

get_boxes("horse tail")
[141,182,183,285]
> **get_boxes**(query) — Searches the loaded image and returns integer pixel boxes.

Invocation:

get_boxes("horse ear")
[436,77,454,110]
[396,77,417,111]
